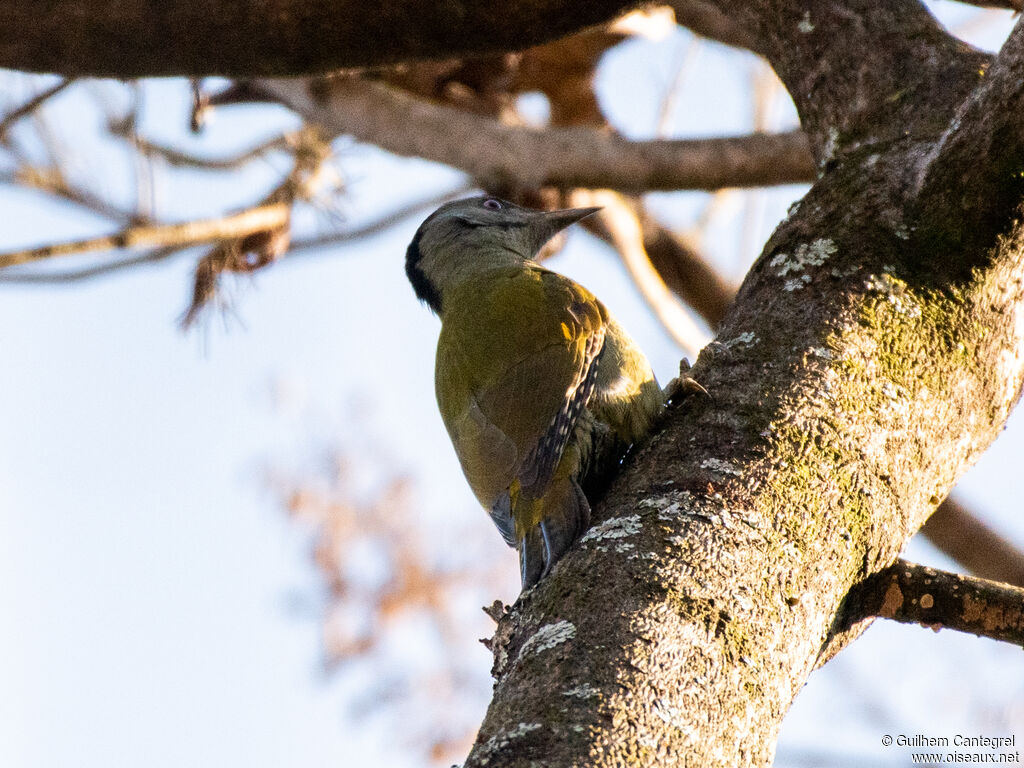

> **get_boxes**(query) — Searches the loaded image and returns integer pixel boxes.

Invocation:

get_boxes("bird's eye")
[482,199,503,210]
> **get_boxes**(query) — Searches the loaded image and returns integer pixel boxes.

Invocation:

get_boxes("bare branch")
[261,77,814,193]
[0,167,142,224]
[843,559,1024,647]
[0,0,641,77]
[0,185,475,284]
[575,189,712,354]
[176,140,334,326]
[666,0,762,52]
[0,78,70,136]
[0,245,186,284]
[920,496,1024,588]
[123,132,295,171]
[0,203,290,268]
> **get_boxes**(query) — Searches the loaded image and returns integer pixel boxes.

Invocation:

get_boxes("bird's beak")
[542,206,602,230]
[529,206,602,251]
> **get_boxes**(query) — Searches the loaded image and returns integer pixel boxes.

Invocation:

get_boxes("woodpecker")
[406,196,663,588]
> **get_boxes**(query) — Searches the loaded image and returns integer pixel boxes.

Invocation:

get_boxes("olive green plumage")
[406,196,663,589]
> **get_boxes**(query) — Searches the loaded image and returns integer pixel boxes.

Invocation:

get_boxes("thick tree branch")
[631,205,1024,590]
[260,77,814,193]
[843,560,1024,647]
[668,0,1021,57]
[698,0,991,167]
[0,0,642,77]
[0,0,1014,78]
[912,14,1024,265]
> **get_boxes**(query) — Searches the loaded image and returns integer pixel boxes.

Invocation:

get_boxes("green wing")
[435,266,607,519]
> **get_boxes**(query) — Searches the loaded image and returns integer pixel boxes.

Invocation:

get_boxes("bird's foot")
[664,358,711,407]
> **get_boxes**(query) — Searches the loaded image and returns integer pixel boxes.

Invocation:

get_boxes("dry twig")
[0,203,290,269]
[0,79,71,137]
[127,132,295,171]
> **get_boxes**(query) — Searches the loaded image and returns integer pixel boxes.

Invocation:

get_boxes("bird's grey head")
[405,196,600,314]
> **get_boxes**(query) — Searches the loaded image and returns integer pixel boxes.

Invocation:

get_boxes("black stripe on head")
[405,227,442,314]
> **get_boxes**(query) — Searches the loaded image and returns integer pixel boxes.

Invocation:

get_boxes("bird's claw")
[664,358,711,407]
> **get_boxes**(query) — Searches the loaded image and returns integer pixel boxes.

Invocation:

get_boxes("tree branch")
[0,203,289,268]
[260,77,814,193]
[0,245,186,284]
[0,0,1016,78]
[912,14,1024,266]
[0,0,642,77]
[0,167,143,224]
[120,132,295,171]
[626,207,1024,591]
[575,189,713,354]
[920,497,1024,588]
[0,78,70,136]
[843,559,1024,647]
[0,185,474,284]
[667,0,1022,58]
[697,0,991,167]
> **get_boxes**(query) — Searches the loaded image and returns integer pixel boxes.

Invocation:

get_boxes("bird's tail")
[516,475,591,589]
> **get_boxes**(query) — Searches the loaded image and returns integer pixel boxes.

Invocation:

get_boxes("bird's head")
[405,196,600,314]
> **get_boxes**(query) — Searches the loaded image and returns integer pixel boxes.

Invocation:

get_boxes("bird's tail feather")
[518,477,590,589]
